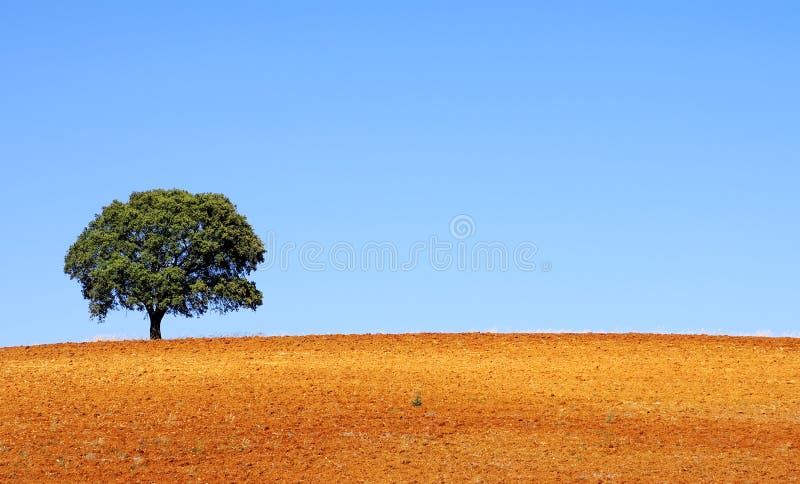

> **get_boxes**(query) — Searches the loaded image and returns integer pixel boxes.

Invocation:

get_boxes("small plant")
[411,391,423,407]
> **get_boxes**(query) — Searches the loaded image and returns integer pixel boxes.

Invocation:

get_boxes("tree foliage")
[64,189,265,339]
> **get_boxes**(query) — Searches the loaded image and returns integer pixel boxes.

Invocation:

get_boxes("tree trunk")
[149,309,165,340]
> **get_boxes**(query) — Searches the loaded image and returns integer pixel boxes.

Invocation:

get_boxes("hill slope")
[1,333,798,481]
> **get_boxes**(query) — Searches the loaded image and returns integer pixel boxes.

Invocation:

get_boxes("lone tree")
[64,189,265,339]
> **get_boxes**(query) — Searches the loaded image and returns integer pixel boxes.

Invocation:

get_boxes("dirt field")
[0,333,798,482]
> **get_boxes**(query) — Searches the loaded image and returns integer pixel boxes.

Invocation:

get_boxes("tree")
[64,189,265,339]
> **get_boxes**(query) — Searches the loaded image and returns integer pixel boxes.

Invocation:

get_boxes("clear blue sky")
[1,2,798,346]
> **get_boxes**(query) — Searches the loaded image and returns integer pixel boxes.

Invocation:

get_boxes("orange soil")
[0,333,798,482]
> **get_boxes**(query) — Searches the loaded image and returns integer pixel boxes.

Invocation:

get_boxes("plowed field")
[1,333,798,482]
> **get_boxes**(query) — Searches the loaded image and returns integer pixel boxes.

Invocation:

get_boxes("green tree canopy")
[64,189,265,339]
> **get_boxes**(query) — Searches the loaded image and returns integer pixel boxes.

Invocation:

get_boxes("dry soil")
[1,333,798,482]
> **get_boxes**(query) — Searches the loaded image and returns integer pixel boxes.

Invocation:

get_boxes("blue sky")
[1,2,798,346]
